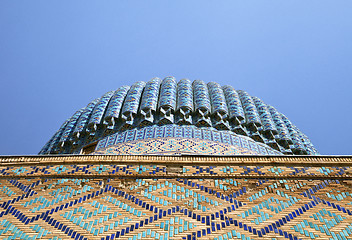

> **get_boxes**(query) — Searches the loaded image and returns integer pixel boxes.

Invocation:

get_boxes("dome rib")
[176,79,193,125]
[72,99,100,142]
[207,82,230,130]
[87,91,115,134]
[103,86,130,130]
[139,78,161,127]
[59,109,84,147]
[193,80,212,127]
[158,77,177,125]
[120,81,146,130]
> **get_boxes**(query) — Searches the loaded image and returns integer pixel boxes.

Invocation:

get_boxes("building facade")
[0,77,351,240]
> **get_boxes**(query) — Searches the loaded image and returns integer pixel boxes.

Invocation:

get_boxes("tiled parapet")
[1,156,352,179]
[39,77,318,155]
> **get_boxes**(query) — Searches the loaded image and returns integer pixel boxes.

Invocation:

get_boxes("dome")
[39,77,318,155]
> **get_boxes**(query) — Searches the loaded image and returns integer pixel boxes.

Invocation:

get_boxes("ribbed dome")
[39,77,318,155]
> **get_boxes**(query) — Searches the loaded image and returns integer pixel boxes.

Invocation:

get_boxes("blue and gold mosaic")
[0,156,351,240]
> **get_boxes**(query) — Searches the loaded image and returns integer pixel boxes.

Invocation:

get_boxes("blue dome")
[39,77,318,155]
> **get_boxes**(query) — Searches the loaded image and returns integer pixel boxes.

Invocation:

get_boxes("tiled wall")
[0,162,351,239]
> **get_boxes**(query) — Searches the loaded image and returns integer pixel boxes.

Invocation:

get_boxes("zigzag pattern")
[93,126,282,156]
[0,170,352,239]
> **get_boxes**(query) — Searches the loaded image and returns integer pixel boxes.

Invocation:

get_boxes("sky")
[0,1,351,155]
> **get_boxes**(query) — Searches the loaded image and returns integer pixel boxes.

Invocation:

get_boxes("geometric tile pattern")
[94,125,282,155]
[95,138,258,156]
[0,176,352,239]
[0,154,352,239]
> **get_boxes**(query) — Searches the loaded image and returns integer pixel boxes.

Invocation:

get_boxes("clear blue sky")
[0,1,351,155]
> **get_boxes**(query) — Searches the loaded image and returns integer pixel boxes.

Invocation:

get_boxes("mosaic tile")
[0,173,350,240]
